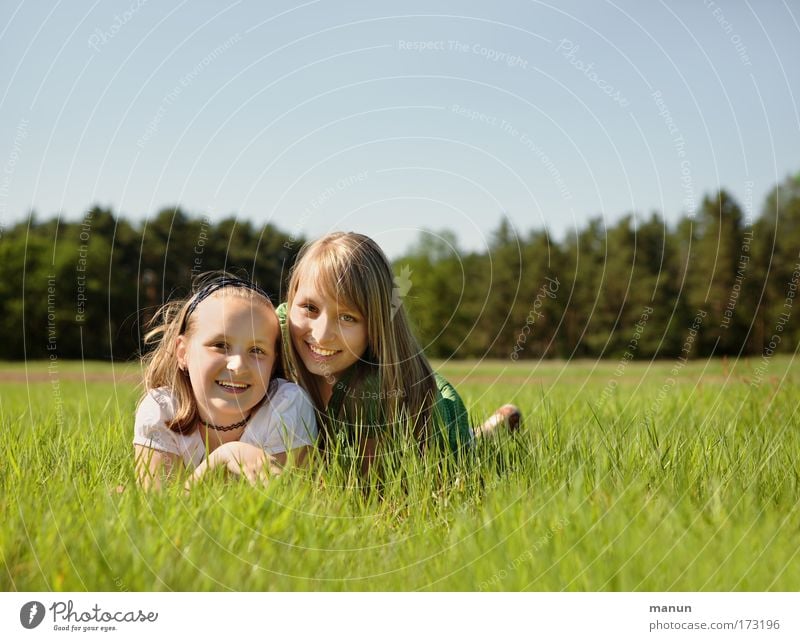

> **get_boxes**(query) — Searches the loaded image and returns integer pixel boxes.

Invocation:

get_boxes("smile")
[216,380,251,393]
[307,343,340,358]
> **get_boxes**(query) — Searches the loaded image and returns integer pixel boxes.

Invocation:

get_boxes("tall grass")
[1,357,798,590]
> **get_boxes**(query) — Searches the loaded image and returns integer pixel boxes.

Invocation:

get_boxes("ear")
[175,335,188,370]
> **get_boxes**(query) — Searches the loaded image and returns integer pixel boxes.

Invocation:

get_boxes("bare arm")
[134,444,181,491]
[272,444,312,467]
[185,442,312,490]
[359,436,380,477]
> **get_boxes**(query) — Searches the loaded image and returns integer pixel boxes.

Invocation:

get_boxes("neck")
[316,376,334,409]
[197,405,249,430]
[197,419,245,452]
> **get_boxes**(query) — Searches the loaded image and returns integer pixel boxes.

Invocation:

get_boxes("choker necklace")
[201,413,251,432]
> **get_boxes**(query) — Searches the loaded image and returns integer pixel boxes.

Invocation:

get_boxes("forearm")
[134,445,180,491]
[213,442,275,471]
[359,437,380,477]
[187,442,282,488]
[272,445,312,467]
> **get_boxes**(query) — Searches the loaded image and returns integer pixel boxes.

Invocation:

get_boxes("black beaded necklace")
[201,413,251,432]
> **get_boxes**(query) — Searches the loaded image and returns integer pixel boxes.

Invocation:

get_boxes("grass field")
[1,356,798,591]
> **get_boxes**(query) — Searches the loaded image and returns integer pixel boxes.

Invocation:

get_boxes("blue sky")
[1,0,798,257]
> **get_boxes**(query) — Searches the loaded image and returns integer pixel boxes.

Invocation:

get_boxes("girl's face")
[289,283,369,382]
[176,294,279,425]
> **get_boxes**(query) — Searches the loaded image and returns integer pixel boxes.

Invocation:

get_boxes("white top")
[133,378,318,469]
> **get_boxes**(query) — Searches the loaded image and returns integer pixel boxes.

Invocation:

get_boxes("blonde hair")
[283,232,438,441]
[141,272,279,434]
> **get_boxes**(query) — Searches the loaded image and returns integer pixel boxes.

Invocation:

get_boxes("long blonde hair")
[283,232,438,440]
[141,272,279,434]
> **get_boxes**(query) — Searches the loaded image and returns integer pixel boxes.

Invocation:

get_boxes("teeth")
[217,381,249,389]
[308,344,337,357]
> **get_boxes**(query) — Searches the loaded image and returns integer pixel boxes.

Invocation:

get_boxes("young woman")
[277,232,520,469]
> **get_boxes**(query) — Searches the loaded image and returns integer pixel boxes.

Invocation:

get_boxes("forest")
[1,172,798,361]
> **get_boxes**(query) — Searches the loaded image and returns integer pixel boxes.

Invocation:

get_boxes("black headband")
[180,277,272,333]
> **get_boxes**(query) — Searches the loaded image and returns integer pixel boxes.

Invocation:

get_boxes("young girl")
[134,274,318,490]
[277,232,519,468]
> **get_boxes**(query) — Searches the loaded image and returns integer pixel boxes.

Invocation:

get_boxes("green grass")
[1,356,798,591]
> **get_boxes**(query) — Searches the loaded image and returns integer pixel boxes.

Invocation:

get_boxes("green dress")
[276,303,473,452]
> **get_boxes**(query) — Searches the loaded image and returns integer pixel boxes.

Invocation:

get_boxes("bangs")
[293,242,367,316]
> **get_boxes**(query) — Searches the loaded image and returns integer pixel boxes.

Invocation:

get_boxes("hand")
[184,442,281,492]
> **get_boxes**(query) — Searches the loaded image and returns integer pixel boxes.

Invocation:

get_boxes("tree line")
[0,207,302,361]
[1,172,798,361]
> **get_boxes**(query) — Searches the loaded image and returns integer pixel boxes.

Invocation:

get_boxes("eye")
[210,341,228,350]
[251,346,268,356]
[340,313,357,323]
[299,302,318,315]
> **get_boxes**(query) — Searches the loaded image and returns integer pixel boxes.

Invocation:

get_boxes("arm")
[134,444,181,491]
[185,442,311,490]
[133,390,185,491]
[358,436,380,477]
[272,444,312,467]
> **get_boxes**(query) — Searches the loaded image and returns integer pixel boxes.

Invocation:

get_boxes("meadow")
[1,356,798,591]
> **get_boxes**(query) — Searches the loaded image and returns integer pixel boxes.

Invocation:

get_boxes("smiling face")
[288,283,369,384]
[176,292,279,426]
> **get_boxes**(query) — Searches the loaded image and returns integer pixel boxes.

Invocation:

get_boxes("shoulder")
[250,378,317,426]
[133,387,185,455]
[135,387,178,424]
[268,378,312,407]
[429,373,471,450]
[245,378,318,451]
[433,372,457,399]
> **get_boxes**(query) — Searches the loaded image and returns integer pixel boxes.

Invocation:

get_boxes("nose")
[311,313,337,345]
[226,352,244,372]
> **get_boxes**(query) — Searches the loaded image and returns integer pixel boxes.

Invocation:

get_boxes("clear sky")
[1,0,798,257]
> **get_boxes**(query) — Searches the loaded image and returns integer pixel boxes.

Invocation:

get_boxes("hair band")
[180,277,271,333]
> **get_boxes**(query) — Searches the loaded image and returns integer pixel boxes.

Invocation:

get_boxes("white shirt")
[133,378,317,469]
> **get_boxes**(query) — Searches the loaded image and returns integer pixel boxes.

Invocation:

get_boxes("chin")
[302,360,333,378]
[298,356,339,380]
